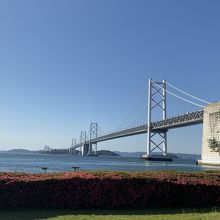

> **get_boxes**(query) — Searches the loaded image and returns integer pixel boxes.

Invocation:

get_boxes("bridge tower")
[69,138,76,154]
[144,79,170,160]
[79,131,88,156]
[88,122,98,155]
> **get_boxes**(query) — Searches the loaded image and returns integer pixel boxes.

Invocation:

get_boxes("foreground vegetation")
[0,209,220,220]
[0,170,220,209]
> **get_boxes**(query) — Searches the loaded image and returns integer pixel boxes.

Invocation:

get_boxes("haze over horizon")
[0,0,219,154]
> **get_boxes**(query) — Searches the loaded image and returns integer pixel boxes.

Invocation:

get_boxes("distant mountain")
[116,151,170,158]
[41,149,69,154]
[70,149,120,157]
[114,151,201,160]
[0,148,200,160]
[42,149,120,157]
[4,149,37,154]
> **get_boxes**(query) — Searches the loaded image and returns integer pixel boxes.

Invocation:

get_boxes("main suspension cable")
[166,81,211,104]
[152,81,204,108]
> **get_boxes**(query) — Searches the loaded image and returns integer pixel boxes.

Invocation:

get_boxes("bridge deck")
[73,110,203,149]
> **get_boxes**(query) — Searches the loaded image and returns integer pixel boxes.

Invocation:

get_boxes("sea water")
[0,152,220,173]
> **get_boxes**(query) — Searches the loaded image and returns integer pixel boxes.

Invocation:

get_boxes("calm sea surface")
[0,152,219,173]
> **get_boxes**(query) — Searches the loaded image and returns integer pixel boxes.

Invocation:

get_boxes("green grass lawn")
[0,209,220,220]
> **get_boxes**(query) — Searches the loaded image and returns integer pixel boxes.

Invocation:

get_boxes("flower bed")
[0,171,219,209]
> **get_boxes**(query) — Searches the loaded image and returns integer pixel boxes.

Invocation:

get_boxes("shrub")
[0,171,219,209]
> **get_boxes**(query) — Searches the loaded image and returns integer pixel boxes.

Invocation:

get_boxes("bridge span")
[72,110,203,149]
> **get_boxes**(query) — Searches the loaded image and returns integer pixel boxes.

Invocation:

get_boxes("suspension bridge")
[69,79,220,164]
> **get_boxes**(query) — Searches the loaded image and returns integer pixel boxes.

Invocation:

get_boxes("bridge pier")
[142,79,172,161]
[198,102,220,166]
[82,143,90,156]
[88,122,98,156]
[79,131,87,156]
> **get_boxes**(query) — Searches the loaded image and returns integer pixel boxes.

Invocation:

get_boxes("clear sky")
[0,0,219,153]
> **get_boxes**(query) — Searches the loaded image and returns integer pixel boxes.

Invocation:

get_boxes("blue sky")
[0,0,219,153]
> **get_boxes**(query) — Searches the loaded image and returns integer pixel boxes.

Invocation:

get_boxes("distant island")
[113,151,179,158]
[0,148,200,160]
[1,149,41,154]
[114,151,201,159]
[0,148,120,157]
[89,150,119,157]
[45,149,120,157]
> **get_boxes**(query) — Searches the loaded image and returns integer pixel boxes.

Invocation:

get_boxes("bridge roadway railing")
[72,110,204,149]
[151,110,204,130]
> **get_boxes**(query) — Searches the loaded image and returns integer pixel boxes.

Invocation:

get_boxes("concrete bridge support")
[69,138,76,154]
[82,143,90,156]
[198,102,220,165]
[79,131,87,156]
